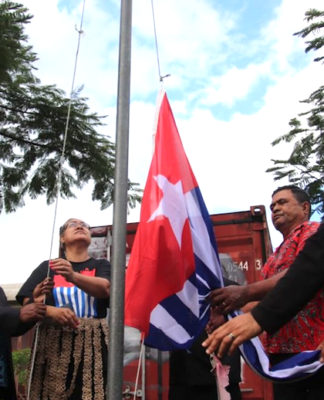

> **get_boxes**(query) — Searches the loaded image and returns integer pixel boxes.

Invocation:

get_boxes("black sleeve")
[16,261,49,305]
[0,287,34,336]
[94,258,111,281]
[252,223,324,334]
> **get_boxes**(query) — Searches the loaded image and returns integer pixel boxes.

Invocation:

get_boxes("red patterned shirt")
[261,221,324,353]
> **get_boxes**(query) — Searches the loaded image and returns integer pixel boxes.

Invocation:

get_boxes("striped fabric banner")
[124,90,323,382]
[53,285,98,318]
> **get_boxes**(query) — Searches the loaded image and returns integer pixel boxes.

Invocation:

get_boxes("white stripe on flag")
[150,304,191,344]
[176,280,199,317]
[84,292,89,317]
[56,287,63,306]
[241,337,322,378]
[78,288,82,317]
[71,287,76,315]
[63,287,68,305]
[185,191,222,282]
[90,296,95,317]
[196,273,211,289]
[228,313,323,381]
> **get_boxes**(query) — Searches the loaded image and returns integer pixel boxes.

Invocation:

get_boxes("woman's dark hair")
[60,224,67,236]
[59,218,75,236]
[59,219,73,253]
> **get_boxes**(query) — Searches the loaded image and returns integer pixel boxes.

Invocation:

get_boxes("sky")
[1,0,323,284]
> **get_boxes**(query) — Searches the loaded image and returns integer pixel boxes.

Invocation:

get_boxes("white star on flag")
[148,174,188,248]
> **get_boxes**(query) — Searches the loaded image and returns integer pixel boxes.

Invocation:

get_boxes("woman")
[17,218,111,400]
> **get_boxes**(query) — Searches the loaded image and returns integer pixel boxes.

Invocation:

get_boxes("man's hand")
[19,303,47,323]
[50,258,76,283]
[33,278,54,303]
[206,308,226,334]
[202,313,263,357]
[207,285,249,314]
[48,307,79,329]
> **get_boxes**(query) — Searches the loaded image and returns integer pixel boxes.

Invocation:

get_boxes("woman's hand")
[50,258,76,283]
[33,277,54,303]
[202,312,263,357]
[47,306,79,329]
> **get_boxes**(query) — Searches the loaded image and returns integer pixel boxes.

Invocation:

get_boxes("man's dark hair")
[272,185,311,218]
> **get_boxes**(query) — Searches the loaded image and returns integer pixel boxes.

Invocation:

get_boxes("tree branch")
[0,131,61,151]
[0,102,46,117]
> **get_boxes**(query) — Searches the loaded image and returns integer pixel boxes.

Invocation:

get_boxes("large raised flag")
[125,90,223,350]
[125,90,323,381]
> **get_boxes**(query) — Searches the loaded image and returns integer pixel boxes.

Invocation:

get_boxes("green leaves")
[268,8,324,215]
[294,9,324,63]
[0,1,142,213]
[12,348,31,385]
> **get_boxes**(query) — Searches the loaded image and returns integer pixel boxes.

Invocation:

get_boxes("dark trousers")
[169,384,218,400]
[168,382,242,400]
[227,382,242,400]
[0,387,11,400]
[270,353,324,400]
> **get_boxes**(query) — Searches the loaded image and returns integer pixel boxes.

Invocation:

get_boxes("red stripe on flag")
[125,91,196,335]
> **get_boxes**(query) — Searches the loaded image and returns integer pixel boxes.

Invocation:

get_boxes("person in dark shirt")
[0,287,46,400]
[169,278,242,400]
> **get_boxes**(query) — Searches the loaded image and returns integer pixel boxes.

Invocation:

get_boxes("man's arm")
[0,304,21,335]
[0,287,46,336]
[202,223,324,357]
[208,271,286,313]
[252,223,324,334]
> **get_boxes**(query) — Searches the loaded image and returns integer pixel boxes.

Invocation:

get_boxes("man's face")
[270,189,309,234]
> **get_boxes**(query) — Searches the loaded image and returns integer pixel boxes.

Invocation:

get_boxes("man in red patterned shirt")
[207,185,324,400]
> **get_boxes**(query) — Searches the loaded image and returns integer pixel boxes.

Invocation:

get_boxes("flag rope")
[150,0,170,83]
[26,1,87,398]
[133,335,146,400]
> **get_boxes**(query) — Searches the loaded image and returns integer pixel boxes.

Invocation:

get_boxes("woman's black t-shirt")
[17,258,111,318]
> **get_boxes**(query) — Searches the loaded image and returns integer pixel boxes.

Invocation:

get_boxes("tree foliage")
[0,1,142,213]
[267,9,324,215]
[12,348,30,385]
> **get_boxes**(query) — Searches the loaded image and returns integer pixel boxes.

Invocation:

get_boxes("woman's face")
[60,218,91,248]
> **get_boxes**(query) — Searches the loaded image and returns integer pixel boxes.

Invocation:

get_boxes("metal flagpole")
[107,0,132,399]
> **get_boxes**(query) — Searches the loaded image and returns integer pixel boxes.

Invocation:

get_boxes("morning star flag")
[238,329,323,382]
[124,90,324,382]
[124,90,223,350]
